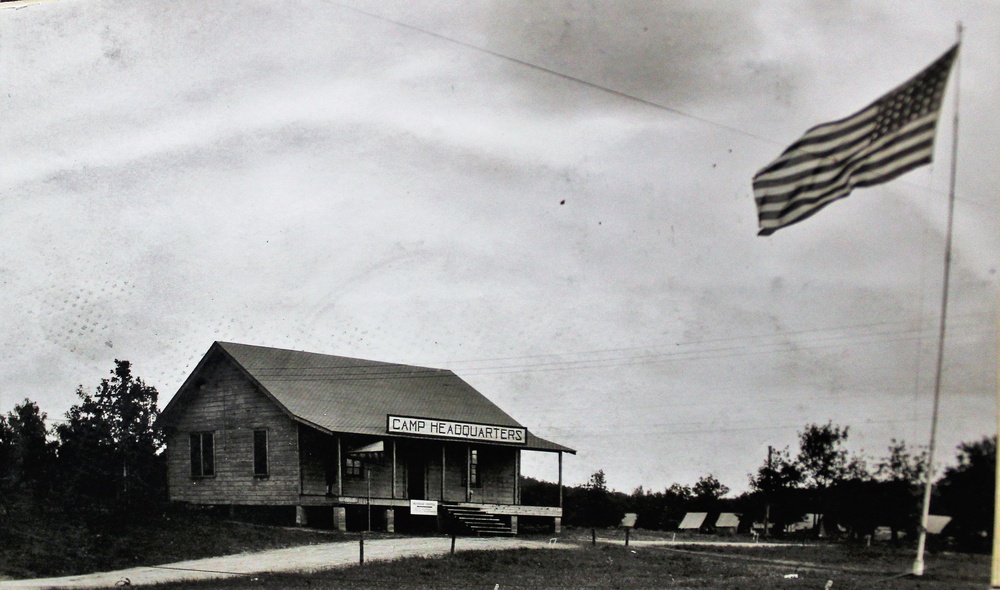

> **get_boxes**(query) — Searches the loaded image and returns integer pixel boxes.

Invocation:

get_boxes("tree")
[869,439,926,541]
[693,474,729,505]
[822,452,876,541]
[570,469,623,528]
[665,482,693,503]
[750,446,801,494]
[0,399,57,501]
[629,485,664,530]
[0,414,11,488]
[588,469,608,491]
[749,446,803,535]
[935,436,996,551]
[796,422,850,489]
[876,439,926,484]
[56,360,165,511]
[794,422,853,536]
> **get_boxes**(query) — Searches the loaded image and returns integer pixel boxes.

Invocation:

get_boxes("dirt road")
[0,536,571,589]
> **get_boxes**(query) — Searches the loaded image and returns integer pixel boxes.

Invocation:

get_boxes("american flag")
[753,45,958,236]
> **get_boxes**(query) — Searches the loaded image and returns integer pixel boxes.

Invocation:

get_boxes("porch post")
[336,436,343,496]
[556,451,564,535]
[391,439,397,499]
[515,449,521,504]
[466,445,472,503]
[558,451,563,508]
[441,444,446,501]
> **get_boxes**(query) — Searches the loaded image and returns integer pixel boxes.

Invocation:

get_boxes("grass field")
[0,507,374,580]
[0,511,989,589]
[145,537,988,590]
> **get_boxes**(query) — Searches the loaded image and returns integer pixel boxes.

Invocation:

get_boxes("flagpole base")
[912,557,925,577]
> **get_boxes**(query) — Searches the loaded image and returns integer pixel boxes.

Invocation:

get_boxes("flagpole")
[992,302,1000,589]
[912,23,962,578]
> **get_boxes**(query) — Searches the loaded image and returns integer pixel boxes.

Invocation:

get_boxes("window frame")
[344,456,364,479]
[190,431,216,478]
[253,428,269,477]
[462,447,481,488]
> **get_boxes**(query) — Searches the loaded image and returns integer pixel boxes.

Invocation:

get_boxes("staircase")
[442,504,514,536]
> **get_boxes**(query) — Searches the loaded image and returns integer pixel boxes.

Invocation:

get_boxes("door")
[407,458,426,500]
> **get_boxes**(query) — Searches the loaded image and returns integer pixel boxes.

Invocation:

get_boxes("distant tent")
[787,513,821,533]
[874,526,894,541]
[677,512,708,530]
[926,515,952,535]
[715,513,740,530]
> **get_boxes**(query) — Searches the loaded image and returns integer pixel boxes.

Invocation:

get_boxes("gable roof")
[162,341,574,454]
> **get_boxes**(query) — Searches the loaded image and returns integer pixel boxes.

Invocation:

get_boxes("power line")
[325,1,975,206]
[245,313,989,370]
[240,324,990,382]
[534,416,929,439]
[430,313,989,367]
[326,1,776,145]
[228,311,991,381]
[509,384,959,415]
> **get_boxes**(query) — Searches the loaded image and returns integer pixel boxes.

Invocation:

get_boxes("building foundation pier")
[332,506,347,532]
[385,508,395,533]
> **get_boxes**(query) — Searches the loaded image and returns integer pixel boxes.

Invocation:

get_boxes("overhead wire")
[326,1,775,145]
[324,0,973,205]
[432,313,989,367]
[242,322,990,381]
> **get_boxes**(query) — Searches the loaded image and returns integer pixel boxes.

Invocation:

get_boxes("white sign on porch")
[410,499,439,516]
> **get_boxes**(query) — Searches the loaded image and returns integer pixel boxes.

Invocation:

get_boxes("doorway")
[407,457,426,500]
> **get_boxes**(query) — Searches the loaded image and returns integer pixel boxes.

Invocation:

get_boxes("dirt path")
[0,536,572,589]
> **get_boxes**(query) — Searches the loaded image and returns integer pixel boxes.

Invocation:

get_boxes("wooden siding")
[298,426,333,496]
[470,446,517,504]
[166,355,301,505]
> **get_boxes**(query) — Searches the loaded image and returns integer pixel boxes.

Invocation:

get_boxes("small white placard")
[410,499,439,516]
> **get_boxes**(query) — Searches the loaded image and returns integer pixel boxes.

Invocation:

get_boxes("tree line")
[522,422,996,552]
[1,360,995,552]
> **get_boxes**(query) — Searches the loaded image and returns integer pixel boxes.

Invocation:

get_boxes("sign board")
[387,415,527,445]
[410,499,438,516]
[620,513,637,528]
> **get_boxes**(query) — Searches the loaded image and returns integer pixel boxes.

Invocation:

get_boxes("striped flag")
[753,45,958,236]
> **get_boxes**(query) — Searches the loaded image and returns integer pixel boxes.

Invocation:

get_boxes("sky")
[1,0,997,494]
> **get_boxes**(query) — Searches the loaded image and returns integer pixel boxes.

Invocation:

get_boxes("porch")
[296,426,568,534]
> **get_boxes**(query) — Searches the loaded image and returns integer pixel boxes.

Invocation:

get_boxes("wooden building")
[159,342,574,534]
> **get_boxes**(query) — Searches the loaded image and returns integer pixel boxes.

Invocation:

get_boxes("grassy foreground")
[147,542,989,590]
[0,506,362,580]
